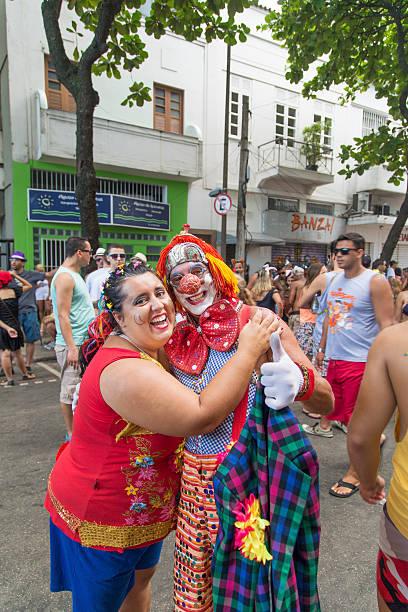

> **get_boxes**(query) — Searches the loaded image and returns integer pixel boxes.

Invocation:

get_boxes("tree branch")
[41,0,78,94]
[80,0,123,70]
[392,5,408,76]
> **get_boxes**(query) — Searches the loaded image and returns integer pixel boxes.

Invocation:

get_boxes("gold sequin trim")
[48,478,82,534]
[78,519,173,548]
[48,478,173,548]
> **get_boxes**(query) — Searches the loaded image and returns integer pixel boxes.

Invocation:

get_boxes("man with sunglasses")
[85,244,126,307]
[312,232,394,498]
[51,237,95,439]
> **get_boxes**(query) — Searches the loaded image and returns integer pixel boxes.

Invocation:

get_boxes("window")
[153,84,183,134]
[313,114,333,149]
[44,55,76,112]
[268,197,299,212]
[230,91,240,136]
[362,109,388,137]
[41,238,66,270]
[30,169,166,203]
[275,104,296,147]
[306,202,334,216]
[229,75,252,138]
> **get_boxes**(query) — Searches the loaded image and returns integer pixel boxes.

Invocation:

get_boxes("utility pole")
[221,44,231,261]
[236,95,249,260]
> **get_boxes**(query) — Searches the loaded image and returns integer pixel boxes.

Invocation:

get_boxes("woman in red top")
[45,261,276,612]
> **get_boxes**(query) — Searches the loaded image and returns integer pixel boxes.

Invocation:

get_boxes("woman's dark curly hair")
[79,262,163,374]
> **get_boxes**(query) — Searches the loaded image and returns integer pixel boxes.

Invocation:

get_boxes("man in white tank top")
[312,233,394,498]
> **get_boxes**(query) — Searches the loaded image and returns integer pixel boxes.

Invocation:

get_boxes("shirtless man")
[348,321,408,611]
[287,266,305,333]
[394,288,408,323]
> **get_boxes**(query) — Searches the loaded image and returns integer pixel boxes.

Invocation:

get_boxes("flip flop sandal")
[329,479,359,498]
[1,379,15,386]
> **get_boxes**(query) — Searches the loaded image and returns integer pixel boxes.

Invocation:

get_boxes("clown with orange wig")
[157,226,334,612]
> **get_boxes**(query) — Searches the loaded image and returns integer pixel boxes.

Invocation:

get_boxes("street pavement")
[1,345,395,611]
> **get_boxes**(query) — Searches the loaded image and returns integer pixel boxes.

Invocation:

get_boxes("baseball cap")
[9,250,27,262]
[94,247,106,258]
[293,265,304,275]
[131,252,147,264]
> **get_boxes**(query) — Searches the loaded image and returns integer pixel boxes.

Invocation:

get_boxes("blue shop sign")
[112,195,170,231]
[28,189,112,225]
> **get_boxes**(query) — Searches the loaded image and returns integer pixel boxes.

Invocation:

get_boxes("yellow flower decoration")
[125,485,139,496]
[233,494,273,565]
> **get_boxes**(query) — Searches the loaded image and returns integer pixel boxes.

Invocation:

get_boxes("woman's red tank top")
[45,346,184,551]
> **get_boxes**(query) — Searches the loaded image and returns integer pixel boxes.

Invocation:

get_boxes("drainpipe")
[33,89,47,160]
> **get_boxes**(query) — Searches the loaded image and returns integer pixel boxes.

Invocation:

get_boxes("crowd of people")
[1,230,407,611]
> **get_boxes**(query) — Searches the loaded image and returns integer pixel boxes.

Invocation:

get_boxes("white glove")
[260,331,304,410]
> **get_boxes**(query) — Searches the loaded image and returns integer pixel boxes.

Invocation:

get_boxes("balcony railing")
[258,137,333,175]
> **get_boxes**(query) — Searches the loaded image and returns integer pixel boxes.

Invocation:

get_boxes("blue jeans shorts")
[50,519,163,611]
[19,311,41,343]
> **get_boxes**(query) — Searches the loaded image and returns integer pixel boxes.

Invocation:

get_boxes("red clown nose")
[178,273,201,295]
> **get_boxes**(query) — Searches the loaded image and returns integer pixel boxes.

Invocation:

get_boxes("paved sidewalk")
[1,373,394,610]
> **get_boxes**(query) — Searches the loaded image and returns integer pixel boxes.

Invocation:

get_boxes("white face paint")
[174,272,217,317]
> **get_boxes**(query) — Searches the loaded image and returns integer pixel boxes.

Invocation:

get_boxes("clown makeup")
[174,270,218,317]
[133,310,145,325]
[114,273,175,357]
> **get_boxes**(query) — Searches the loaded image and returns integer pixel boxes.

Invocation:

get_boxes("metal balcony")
[257,137,334,195]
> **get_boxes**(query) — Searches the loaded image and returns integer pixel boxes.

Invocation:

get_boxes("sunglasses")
[334,248,359,255]
[169,263,207,288]
[109,253,126,259]
[95,257,104,262]
[80,249,93,255]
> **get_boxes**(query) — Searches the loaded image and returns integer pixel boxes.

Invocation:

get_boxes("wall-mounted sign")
[263,210,346,244]
[214,194,232,215]
[112,196,170,230]
[27,189,170,231]
[28,189,111,225]
[290,213,336,235]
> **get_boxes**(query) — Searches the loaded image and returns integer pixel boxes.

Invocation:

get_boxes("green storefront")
[12,160,188,269]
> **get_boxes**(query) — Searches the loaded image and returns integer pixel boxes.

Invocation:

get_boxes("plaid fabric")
[212,387,320,611]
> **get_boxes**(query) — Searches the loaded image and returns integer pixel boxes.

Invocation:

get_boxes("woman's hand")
[7,327,18,338]
[238,309,280,361]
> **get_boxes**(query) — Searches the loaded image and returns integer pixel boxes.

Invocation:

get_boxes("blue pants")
[50,519,163,611]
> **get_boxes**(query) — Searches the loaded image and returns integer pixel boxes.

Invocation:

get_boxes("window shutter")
[154,84,183,134]
[45,55,76,112]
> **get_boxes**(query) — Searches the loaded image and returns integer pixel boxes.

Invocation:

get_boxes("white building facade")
[0,0,406,271]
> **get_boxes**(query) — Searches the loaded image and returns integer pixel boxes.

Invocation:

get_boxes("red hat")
[0,271,12,288]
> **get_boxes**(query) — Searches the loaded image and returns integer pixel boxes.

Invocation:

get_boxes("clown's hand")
[260,331,304,410]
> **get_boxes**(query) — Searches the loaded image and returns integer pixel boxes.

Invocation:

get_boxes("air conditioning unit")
[352,192,371,212]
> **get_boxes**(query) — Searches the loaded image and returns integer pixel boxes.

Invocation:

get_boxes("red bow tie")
[165,299,240,375]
